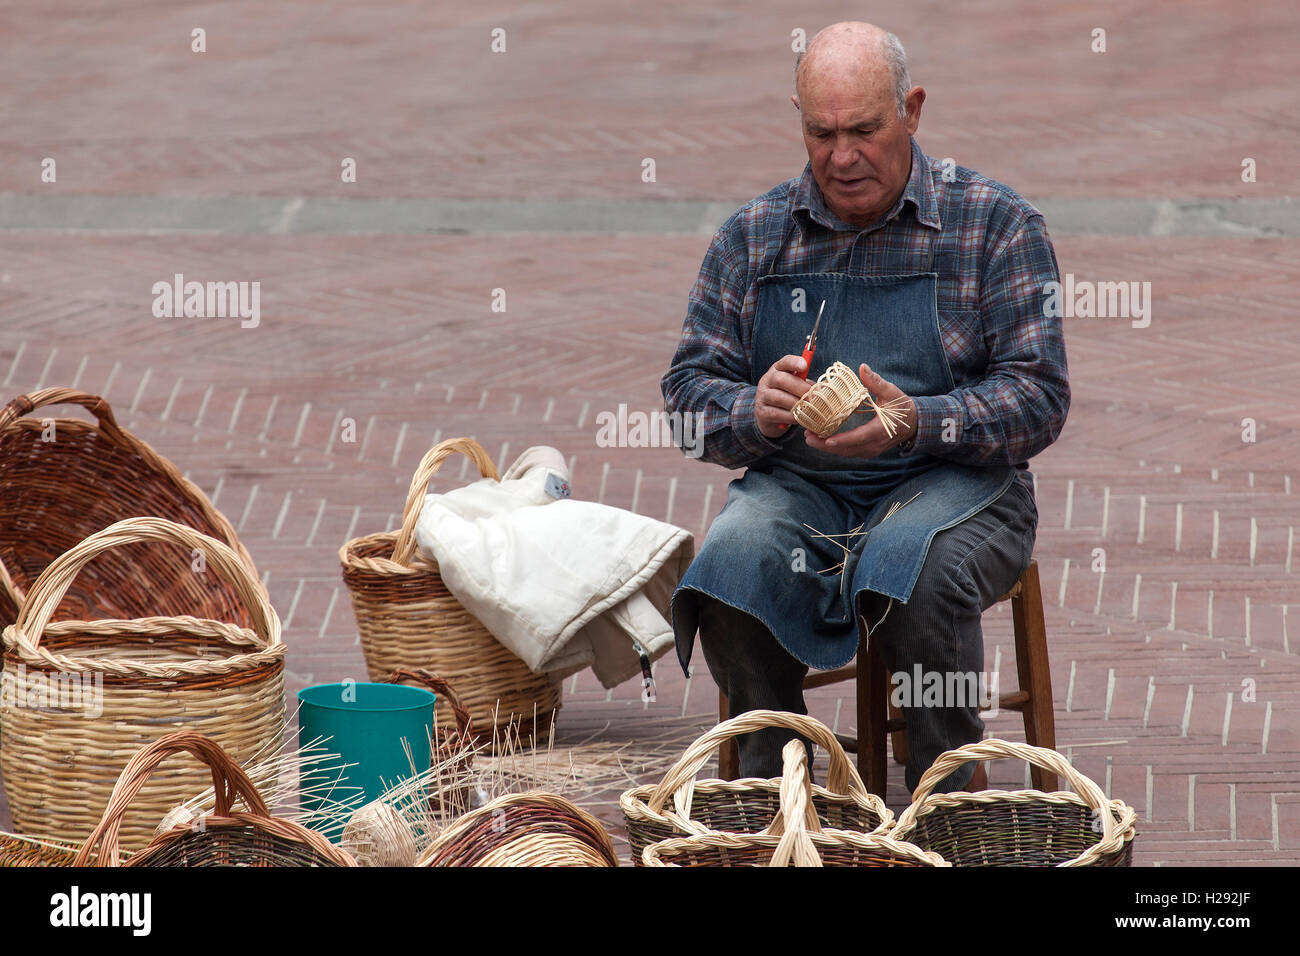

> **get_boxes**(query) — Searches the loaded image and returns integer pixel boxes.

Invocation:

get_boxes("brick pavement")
[0,2,1297,866]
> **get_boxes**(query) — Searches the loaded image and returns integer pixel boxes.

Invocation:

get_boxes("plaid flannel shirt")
[661,137,1069,489]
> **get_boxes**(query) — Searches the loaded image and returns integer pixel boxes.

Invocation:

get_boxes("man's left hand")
[804,363,918,458]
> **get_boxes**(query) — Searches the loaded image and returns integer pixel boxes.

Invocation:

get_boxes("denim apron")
[673,207,1016,672]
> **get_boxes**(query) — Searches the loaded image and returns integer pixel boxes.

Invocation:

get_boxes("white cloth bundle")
[414,446,694,689]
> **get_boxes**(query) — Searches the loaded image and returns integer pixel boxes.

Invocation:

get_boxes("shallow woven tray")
[0,388,253,629]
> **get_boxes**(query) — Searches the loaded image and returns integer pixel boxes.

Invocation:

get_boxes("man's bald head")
[790,22,924,228]
[794,22,912,120]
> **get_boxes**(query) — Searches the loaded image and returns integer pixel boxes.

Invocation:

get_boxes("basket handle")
[645,709,864,817]
[383,668,474,742]
[72,731,271,866]
[12,516,278,651]
[0,388,131,446]
[893,738,1119,842]
[391,437,500,565]
[764,739,824,867]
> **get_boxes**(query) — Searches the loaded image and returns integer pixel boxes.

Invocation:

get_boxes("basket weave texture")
[0,516,285,851]
[619,709,892,865]
[643,739,948,867]
[73,731,356,867]
[0,388,253,629]
[416,792,618,867]
[340,437,560,744]
[889,738,1138,866]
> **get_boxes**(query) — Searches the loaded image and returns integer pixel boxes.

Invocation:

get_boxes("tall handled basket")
[0,516,285,851]
[643,739,947,867]
[74,732,356,867]
[340,437,561,744]
[889,739,1138,866]
[0,388,253,629]
[620,709,892,865]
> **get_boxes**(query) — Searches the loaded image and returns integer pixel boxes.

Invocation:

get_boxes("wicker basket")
[0,388,253,630]
[644,740,948,867]
[0,832,84,867]
[340,437,561,745]
[382,667,476,816]
[792,361,870,438]
[416,792,617,867]
[620,709,892,865]
[889,739,1138,867]
[74,731,356,867]
[0,516,285,851]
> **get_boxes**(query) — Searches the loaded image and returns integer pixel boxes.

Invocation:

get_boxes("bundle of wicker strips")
[382,667,476,815]
[341,437,561,745]
[889,739,1138,866]
[74,731,355,867]
[644,739,948,867]
[620,709,892,865]
[0,516,285,851]
[0,388,252,629]
[416,792,617,867]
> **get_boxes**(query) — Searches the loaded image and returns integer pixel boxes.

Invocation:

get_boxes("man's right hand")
[755,354,814,438]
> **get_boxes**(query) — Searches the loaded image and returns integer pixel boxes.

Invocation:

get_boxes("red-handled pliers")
[799,300,826,381]
[781,300,825,431]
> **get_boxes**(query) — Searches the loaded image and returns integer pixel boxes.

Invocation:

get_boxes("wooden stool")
[717,558,1057,795]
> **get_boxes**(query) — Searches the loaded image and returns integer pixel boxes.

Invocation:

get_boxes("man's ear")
[791,94,800,111]
[905,87,925,135]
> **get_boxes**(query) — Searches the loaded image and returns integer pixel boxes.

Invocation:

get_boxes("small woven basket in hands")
[0,388,253,630]
[340,437,561,745]
[0,516,285,851]
[791,361,870,438]
[643,739,948,867]
[74,731,356,867]
[416,792,618,867]
[889,739,1138,867]
[619,709,892,865]
[382,667,476,816]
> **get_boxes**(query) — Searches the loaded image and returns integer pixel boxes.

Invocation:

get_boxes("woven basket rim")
[643,827,950,867]
[619,777,892,832]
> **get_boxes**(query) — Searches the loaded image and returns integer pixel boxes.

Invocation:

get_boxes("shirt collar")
[791,136,941,234]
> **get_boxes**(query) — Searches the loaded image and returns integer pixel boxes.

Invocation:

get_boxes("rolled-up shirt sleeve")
[910,212,1070,465]
[660,221,790,469]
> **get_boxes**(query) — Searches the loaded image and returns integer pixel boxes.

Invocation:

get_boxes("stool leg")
[888,699,909,766]
[863,638,889,798]
[717,691,739,780]
[1012,561,1058,791]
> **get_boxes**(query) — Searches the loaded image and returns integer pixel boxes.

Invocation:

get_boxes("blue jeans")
[698,475,1037,792]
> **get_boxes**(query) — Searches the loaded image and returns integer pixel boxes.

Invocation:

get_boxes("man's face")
[796,67,923,228]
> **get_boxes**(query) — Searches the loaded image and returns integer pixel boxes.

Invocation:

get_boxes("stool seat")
[717,559,1057,795]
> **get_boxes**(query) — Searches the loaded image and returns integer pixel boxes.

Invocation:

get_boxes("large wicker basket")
[643,740,947,867]
[620,709,892,865]
[889,739,1138,866]
[416,792,617,867]
[0,516,285,851]
[0,388,252,630]
[74,732,356,867]
[340,437,561,745]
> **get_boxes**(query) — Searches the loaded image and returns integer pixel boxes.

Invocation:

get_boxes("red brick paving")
[1,3,1297,866]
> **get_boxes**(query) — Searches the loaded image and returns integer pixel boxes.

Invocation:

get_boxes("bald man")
[662,23,1069,792]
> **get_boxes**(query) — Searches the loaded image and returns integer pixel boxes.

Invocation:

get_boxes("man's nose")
[831,137,858,167]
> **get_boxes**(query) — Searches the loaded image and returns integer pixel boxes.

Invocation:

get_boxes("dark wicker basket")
[0,387,252,630]
[620,709,892,865]
[74,731,357,868]
[890,739,1137,867]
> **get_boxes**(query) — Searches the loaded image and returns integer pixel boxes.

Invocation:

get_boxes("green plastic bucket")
[297,681,436,842]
